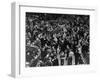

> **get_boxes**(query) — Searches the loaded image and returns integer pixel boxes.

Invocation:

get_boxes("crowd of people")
[25,12,90,67]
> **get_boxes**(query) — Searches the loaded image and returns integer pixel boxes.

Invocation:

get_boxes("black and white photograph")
[25,12,90,67]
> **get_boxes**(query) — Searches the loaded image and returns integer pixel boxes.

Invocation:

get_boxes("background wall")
[0,0,100,80]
